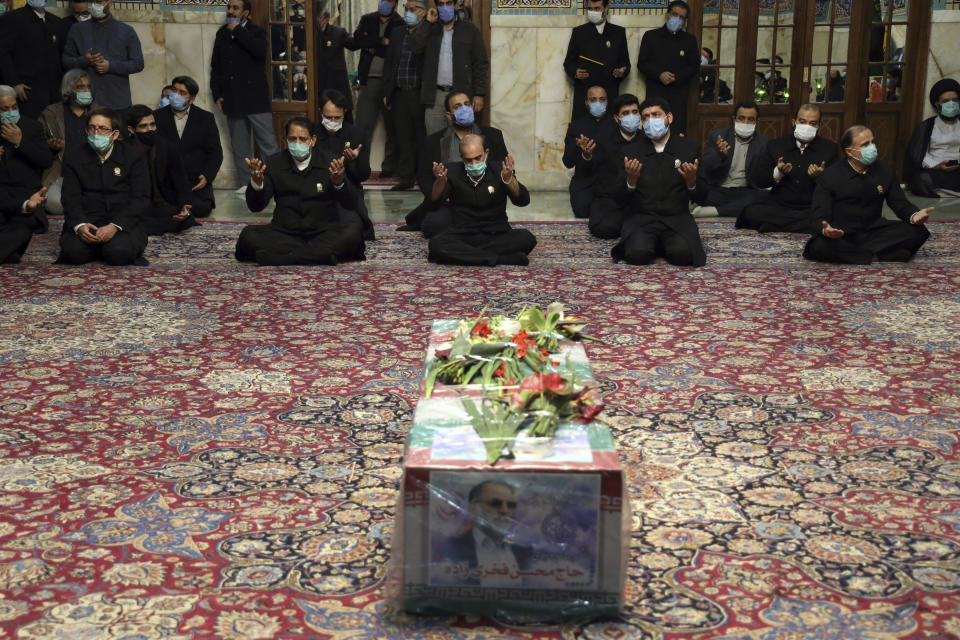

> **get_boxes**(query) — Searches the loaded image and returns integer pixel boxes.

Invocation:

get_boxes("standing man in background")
[383,0,426,191]
[0,0,67,119]
[563,0,628,121]
[316,5,353,121]
[636,0,698,134]
[210,0,279,193]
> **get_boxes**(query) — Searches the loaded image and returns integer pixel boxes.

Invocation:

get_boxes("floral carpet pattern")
[1,220,960,639]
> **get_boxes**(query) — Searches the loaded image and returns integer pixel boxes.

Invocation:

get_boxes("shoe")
[396,224,420,232]
[133,256,150,266]
[496,252,529,266]
[691,205,719,218]
[390,181,415,191]
[379,170,395,178]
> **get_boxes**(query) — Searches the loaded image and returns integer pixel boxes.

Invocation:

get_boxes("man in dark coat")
[805,125,931,265]
[576,92,645,239]
[399,89,508,236]
[127,105,198,236]
[411,0,487,136]
[315,8,353,120]
[314,90,374,241]
[740,103,837,233]
[383,0,427,191]
[0,2,66,119]
[613,96,706,266]
[236,117,364,266]
[904,78,960,198]
[694,100,768,218]
[58,107,149,265]
[154,75,223,218]
[562,85,616,219]
[0,85,53,233]
[346,0,403,176]
[563,0,629,120]
[0,186,44,264]
[210,0,278,190]
[427,134,535,266]
[636,0,698,134]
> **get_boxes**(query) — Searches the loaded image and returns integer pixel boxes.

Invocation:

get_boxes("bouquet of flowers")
[424,305,604,464]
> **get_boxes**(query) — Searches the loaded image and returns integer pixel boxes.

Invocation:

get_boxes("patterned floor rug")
[1,221,960,639]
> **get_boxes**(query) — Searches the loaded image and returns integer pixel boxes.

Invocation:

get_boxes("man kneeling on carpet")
[804,125,932,265]
[58,108,150,266]
[427,133,536,266]
[235,116,365,266]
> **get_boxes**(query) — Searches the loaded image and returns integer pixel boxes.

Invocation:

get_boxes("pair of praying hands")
[821,207,934,239]
[84,49,110,75]
[245,156,347,187]
[778,156,827,179]
[576,134,596,160]
[623,156,699,189]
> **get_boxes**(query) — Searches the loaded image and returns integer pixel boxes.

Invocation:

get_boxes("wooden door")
[259,0,318,143]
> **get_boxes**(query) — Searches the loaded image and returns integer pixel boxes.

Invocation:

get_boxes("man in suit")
[613,96,706,266]
[0,186,45,264]
[127,105,198,235]
[563,0,629,121]
[805,125,931,265]
[0,0,67,119]
[236,117,364,266]
[432,480,532,586]
[739,103,838,233]
[411,0,487,136]
[0,85,53,234]
[383,0,426,191]
[315,90,374,241]
[399,89,508,236]
[562,85,616,219]
[315,7,353,120]
[154,75,223,218]
[347,0,403,177]
[693,100,768,218]
[58,107,149,265]
[699,47,731,103]
[210,0,279,191]
[636,0,698,135]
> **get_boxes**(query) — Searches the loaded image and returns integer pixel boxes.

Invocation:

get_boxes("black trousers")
[391,87,425,181]
[588,196,627,239]
[613,217,695,266]
[140,205,201,236]
[737,200,813,233]
[702,186,767,218]
[429,228,537,266]
[235,218,365,265]
[570,177,592,219]
[930,168,960,192]
[0,220,34,263]
[422,205,453,239]
[58,228,148,265]
[803,221,930,265]
[189,184,216,218]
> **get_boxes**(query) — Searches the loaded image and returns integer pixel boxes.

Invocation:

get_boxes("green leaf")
[424,363,440,398]
[449,331,473,358]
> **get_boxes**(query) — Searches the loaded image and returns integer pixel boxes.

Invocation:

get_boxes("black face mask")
[136,130,157,146]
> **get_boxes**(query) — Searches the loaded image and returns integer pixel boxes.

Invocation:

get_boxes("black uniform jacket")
[749,134,839,209]
[154,105,224,192]
[246,148,358,235]
[418,124,508,198]
[316,23,354,112]
[314,122,371,188]
[636,26,699,102]
[563,113,617,182]
[811,159,920,236]
[61,140,149,230]
[563,22,630,117]
[136,137,191,210]
[0,7,66,115]
[210,20,271,116]
[576,126,644,199]
[432,160,530,234]
[0,115,52,228]
[699,125,768,189]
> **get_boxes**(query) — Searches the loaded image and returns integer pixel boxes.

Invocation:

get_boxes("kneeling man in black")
[0,187,46,264]
[427,134,536,266]
[804,125,931,265]
[612,96,705,266]
[58,108,150,266]
[236,117,364,266]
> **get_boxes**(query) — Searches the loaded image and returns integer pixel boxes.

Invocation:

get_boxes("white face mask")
[75,12,92,20]
[322,116,343,133]
[734,122,755,139]
[586,9,603,24]
[794,123,817,143]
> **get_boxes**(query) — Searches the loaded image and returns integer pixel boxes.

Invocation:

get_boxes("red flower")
[435,347,451,359]
[579,403,604,421]
[494,364,506,377]
[518,373,568,394]
[471,319,492,338]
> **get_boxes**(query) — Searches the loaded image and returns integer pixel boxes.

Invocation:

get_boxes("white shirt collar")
[595,21,605,34]
[294,153,311,172]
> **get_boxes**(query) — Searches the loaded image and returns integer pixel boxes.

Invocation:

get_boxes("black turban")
[929,78,960,107]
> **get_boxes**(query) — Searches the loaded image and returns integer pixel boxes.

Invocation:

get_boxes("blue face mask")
[378,0,394,16]
[0,4,6,16]
[643,116,669,140]
[157,96,170,109]
[168,92,188,112]
[465,159,486,177]
[438,4,455,23]
[855,143,878,166]
[618,113,640,134]
[74,91,93,106]
[588,101,607,118]
[288,141,311,161]
[666,15,684,32]
[453,104,474,127]
[0,110,20,125]
[940,100,959,119]
[404,10,419,26]
[27,0,45,10]
[88,133,113,153]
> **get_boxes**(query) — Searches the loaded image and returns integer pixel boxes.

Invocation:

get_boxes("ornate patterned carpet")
[1,220,960,639]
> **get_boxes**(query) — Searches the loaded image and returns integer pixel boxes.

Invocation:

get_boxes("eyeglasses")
[481,498,517,510]
[86,125,114,135]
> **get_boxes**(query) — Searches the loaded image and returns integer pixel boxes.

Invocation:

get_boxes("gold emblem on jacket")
[114,167,121,176]
[488,185,495,194]
[680,50,685,55]
[877,184,883,194]
[605,41,610,47]
[317,182,325,193]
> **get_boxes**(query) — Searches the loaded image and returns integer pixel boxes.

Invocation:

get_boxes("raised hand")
[343,143,362,162]
[426,7,437,22]
[624,157,642,187]
[575,68,589,80]
[329,156,346,184]
[677,158,699,188]
[576,134,596,157]
[715,135,730,156]
[25,188,48,212]
[501,154,515,183]
[777,156,793,175]
[245,157,266,187]
[807,160,826,179]
[13,84,30,102]
[911,207,933,225]
[821,220,844,239]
